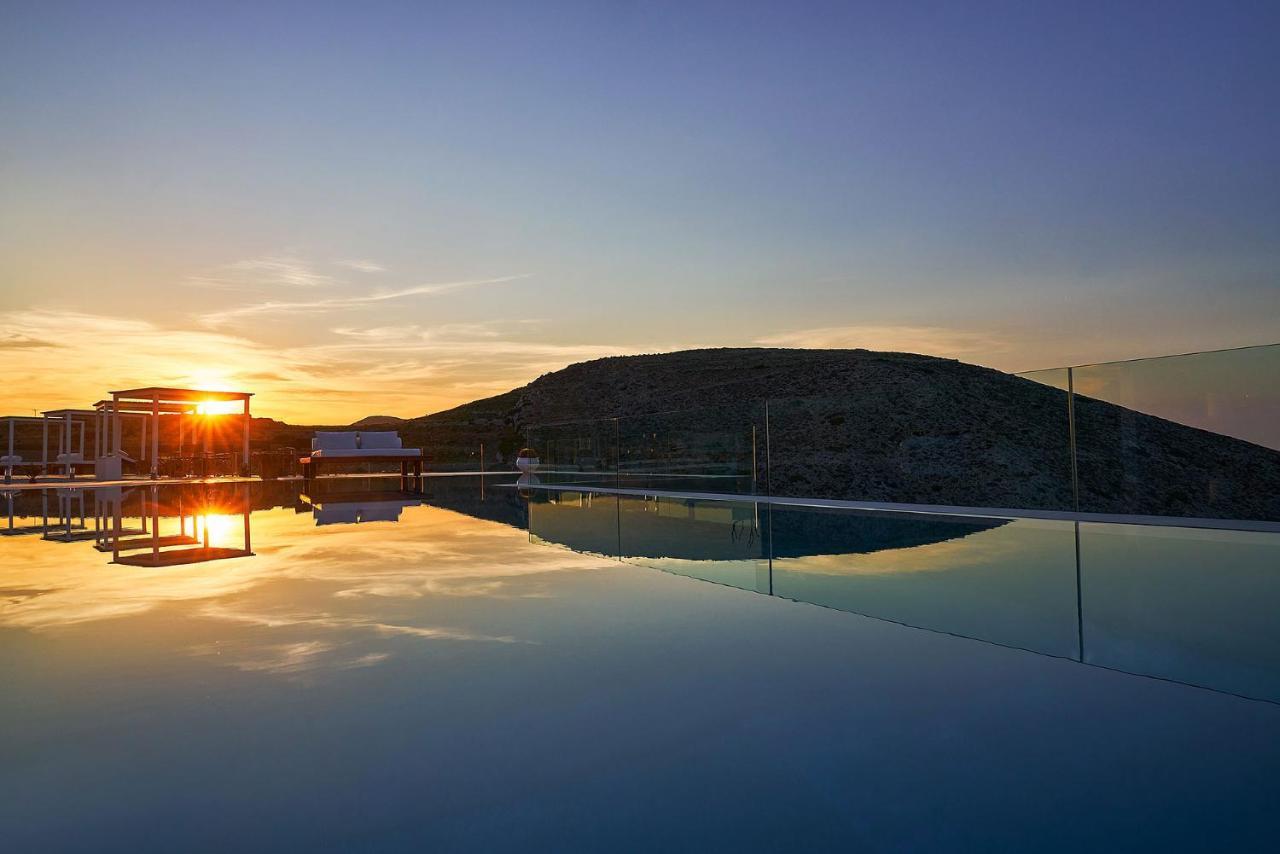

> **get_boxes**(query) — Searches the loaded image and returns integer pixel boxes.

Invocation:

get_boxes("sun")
[195,399,242,415]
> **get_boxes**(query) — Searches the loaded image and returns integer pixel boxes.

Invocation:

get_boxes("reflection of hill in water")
[528,494,1005,561]
[769,507,1007,559]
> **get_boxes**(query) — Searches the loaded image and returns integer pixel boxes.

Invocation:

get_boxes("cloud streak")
[0,333,61,350]
[336,259,387,273]
[0,307,628,423]
[186,255,338,290]
[199,274,531,327]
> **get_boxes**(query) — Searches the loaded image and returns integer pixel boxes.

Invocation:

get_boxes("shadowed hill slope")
[344,348,1277,521]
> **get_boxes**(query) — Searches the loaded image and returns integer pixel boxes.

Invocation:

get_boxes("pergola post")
[242,485,251,552]
[112,394,121,456]
[41,416,49,476]
[150,488,159,560]
[242,396,251,476]
[150,395,160,479]
[64,412,73,479]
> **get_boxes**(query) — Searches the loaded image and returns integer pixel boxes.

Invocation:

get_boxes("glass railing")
[1066,345,1280,521]
[618,401,765,496]
[523,343,1278,524]
[524,418,620,488]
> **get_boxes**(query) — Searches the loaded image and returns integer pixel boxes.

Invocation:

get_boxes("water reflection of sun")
[196,513,239,547]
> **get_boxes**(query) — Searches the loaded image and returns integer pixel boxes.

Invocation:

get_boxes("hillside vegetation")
[266,348,1278,521]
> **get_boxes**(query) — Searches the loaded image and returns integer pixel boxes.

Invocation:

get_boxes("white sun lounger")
[300,431,423,490]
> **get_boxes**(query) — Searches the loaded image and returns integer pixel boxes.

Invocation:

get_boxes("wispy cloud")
[0,333,61,350]
[336,259,387,273]
[330,321,515,343]
[186,255,338,290]
[756,324,1011,361]
[0,306,629,423]
[199,274,531,327]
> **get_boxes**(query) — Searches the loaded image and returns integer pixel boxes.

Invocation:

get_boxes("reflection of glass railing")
[528,486,1280,704]
[523,343,1279,523]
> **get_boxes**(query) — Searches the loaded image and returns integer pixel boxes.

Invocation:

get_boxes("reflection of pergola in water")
[0,487,87,537]
[99,387,253,478]
[103,484,254,567]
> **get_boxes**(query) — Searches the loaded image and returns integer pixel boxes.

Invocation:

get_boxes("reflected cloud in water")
[0,480,606,676]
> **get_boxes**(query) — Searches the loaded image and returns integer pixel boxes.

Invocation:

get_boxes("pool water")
[1,477,1277,852]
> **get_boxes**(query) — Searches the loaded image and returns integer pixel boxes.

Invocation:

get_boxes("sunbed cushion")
[359,431,402,450]
[313,431,358,451]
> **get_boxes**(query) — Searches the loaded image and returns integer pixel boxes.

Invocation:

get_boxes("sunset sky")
[2,1,1278,423]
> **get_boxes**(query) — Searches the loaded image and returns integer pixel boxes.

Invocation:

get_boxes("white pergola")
[41,409,97,478]
[104,387,253,479]
[1,415,73,482]
[93,399,194,469]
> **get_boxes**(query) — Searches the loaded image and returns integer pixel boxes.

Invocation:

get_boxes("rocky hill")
[293,348,1278,521]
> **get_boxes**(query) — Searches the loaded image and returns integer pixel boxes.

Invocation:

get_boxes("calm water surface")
[1,477,1278,852]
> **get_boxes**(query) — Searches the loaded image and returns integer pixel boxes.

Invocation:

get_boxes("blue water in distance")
[1,477,1278,852]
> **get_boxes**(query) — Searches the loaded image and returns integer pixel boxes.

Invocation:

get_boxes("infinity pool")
[1,477,1277,852]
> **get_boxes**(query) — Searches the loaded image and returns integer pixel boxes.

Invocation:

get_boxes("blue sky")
[2,1,1277,420]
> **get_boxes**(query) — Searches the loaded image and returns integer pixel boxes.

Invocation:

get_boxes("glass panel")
[617,401,765,495]
[1072,344,1280,521]
[527,488,619,559]
[768,365,1074,510]
[1079,522,1280,703]
[771,507,1080,658]
[523,418,618,489]
[616,494,770,593]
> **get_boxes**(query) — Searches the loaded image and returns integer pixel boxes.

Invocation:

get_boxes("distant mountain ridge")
[349,415,407,428]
